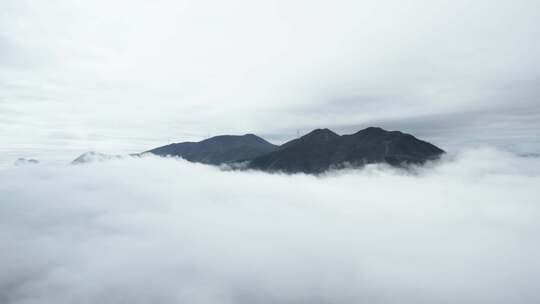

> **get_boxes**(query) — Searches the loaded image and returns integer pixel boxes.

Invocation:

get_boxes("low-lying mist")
[1,148,539,304]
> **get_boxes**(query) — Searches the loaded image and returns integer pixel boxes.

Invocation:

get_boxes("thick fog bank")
[1,148,539,304]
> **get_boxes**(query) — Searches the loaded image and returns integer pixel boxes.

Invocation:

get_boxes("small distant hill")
[248,127,445,173]
[14,158,39,166]
[72,151,122,164]
[145,134,278,165]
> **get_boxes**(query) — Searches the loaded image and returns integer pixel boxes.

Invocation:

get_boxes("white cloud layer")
[1,148,539,303]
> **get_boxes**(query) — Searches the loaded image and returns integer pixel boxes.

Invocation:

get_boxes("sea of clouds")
[1,148,539,304]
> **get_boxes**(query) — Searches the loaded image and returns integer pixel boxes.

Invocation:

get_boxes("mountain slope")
[248,129,341,173]
[249,127,444,173]
[145,134,278,165]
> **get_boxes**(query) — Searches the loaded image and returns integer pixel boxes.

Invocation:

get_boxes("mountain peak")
[302,128,339,140]
[307,128,337,134]
[363,126,384,132]
[146,134,277,165]
[354,126,388,135]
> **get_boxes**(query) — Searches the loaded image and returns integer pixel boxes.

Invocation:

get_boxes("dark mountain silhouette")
[141,127,444,173]
[145,134,278,165]
[249,127,445,173]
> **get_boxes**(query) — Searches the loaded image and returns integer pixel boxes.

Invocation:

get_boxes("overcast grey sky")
[1,0,539,164]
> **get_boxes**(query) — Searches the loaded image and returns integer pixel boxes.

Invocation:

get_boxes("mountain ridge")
[145,133,278,165]
[249,127,444,173]
[70,127,445,173]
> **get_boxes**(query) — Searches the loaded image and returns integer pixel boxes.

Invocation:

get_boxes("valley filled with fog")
[1,148,539,304]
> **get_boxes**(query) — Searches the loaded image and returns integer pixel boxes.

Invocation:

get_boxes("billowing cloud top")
[0,0,539,164]
[1,148,540,303]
